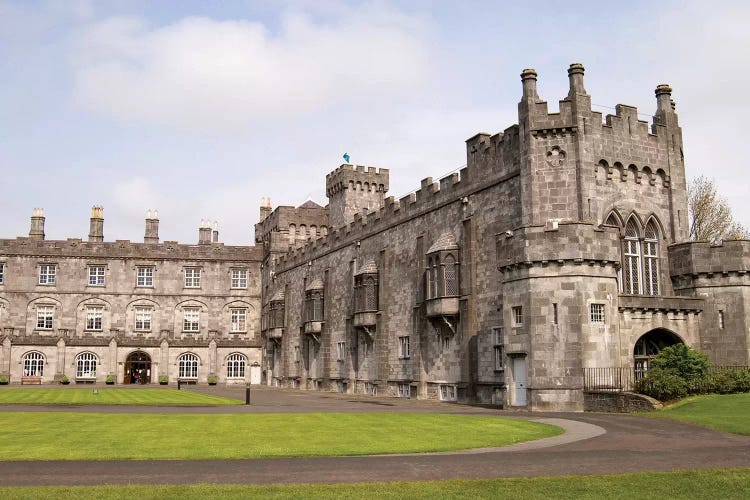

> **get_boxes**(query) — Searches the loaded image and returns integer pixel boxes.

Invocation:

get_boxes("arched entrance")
[634,329,683,379]
[124,351,152,384]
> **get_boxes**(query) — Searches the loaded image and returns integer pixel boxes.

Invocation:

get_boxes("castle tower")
[88,206,104,242]
[325,164,389,229]
[144,210,159,244]
[29,208,45,240]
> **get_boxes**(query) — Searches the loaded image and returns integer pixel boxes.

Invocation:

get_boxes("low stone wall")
[584,391,662,413]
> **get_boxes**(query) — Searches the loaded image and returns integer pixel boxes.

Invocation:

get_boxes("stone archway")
[633,329,683,379]
[124,351,152,384]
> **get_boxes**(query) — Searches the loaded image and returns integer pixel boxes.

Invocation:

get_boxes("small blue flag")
[343,153,350,163]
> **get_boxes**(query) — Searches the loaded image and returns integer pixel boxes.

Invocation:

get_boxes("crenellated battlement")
[325,164,389,197]
[669,239,750,280]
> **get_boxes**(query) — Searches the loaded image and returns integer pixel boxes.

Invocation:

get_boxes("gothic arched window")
[623,220,641,294]
[643,221,659,295]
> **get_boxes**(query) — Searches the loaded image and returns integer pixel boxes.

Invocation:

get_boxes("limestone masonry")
[2,64,749,410]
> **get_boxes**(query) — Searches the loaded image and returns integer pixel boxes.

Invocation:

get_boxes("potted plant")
[105,374,115,385]
[207,375,217,386]
[0,375,8,385]
[159,375,168,385]
[60,375,70,385]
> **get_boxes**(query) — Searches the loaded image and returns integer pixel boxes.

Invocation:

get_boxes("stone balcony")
[304,321,323,334]
[353,311,377,328]
[425,297,459,318]
[268,327,284,339]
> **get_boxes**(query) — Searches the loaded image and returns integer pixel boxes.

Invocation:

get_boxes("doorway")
[511,356,528,406]
[634,329,683,380]
[124,351,152,384]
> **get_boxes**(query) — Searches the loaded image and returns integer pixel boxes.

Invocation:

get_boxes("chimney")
[260,197,272,222]
[212,221,219,243]
[520,68,539,101]
[88,206,104,242]
[29,208,45,240]
[567,63,587,98]
[198,219,212,244]
[144,209,159,244]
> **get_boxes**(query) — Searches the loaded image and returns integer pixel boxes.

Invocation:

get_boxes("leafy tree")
[688,176,749,241]
[649,344,709,385]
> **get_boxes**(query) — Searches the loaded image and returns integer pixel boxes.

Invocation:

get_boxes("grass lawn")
[0,412,559,460]
[0,388,241,406]
[646,393,750,435]
[0,468,748,499]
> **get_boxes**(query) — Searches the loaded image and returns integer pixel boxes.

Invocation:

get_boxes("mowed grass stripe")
[0,388,241,406]
[1,468,749,499]
[0,412,560,460]
[645,393,750,435]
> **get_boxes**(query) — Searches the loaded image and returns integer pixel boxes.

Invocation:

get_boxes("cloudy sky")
[1,0,748,245]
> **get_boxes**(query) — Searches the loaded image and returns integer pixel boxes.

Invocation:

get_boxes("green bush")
[650,344,710,386]
[0,375,8,385]
[60,375,70,385]
[159,376,168,385]
[105,375,115,385]
[702,369,750,394]
[635,368,690,401]
[207,375,217,385]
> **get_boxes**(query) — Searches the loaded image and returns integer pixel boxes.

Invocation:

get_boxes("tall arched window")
[23,351,45,377]
[643,221,659,295]
[178,353,199,379]
[429,257,438,299]
[226,353,247,379]
[76,352,98,379]
[623,220,641,294]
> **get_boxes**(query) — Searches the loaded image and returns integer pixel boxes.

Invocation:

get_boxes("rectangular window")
[85,306,103,331]
[494,346,504,371]
[231,308,247,332]
[439,384,457,401]
[493,326,504,345]
[183,307,200,332]
[38,264,56,285]
[492,326,504,371]
[719,310,725,330]
[134,307,152,331]
[231,269,248,289]
[294,345,300,363]
[184,268,201,288]
[398,383,411,398]
[552,303,558,325]
[512,306,523,327]
[590,303,605,324]
[88,266,105,286]
[441,336,451,350]
[136,267,153,287]
[399,336,410,359]
[36,305,54,329]
[337,341,346,361]
[0,263,4,284]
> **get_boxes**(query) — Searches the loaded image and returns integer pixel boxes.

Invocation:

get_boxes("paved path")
[0,386,749,486]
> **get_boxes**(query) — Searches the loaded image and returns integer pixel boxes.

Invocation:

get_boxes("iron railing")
[584,365,750,392]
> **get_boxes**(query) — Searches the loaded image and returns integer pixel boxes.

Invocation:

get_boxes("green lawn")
[1,468,748,499]
[646,393,750,435]
[0,388,241,406]
[0,412,559,460]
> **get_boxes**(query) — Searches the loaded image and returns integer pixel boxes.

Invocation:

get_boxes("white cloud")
[72,4,432,130]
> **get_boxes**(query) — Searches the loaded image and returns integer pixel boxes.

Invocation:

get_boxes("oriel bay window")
[425,232,460,321]
[268,289,285,340]
[353,259,378,329]
[304,278,324,335]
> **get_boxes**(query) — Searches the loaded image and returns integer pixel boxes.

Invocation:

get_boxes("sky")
[1,0,749,245]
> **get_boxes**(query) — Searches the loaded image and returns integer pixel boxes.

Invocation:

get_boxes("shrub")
[635,368,690,401]
[105,375,115,385]
[60,375,70,385]
[703,369,750,394]
[650,344,710,386]
[0,375,8,385]
[207,375,217,385]
[159,376,168,385]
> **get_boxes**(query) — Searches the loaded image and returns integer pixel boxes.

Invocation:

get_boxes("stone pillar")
[29,208,45,240]
[88,206,104,242]
[145,210,159,244]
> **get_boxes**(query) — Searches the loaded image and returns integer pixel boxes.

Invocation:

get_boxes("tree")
[688,176,749,241]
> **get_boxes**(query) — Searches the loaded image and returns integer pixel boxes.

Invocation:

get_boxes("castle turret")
[88,206,103,242]
[144,209,159,244]
[29,208,45,240]
[325,164,389,229]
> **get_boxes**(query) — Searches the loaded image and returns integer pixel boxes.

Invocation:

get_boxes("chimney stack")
[212,221,219,243]
[260,197,272,222]
[144,209,159,244]
[567,63,587,97]
[29,208,45,240]
[198,220,212,244]
[88,206,104,242]
[520,68,539,101]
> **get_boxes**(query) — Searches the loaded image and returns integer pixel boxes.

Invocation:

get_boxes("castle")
[1,64,748,411]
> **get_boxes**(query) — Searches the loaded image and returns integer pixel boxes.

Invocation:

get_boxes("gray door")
[512,356,527,406]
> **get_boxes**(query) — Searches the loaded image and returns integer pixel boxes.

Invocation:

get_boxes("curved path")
[0,386,748,486]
